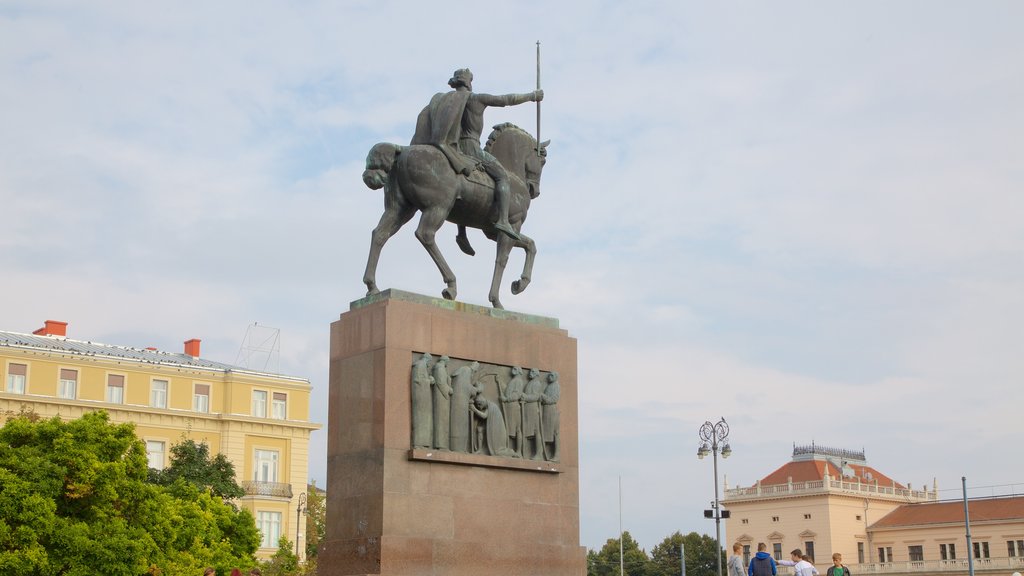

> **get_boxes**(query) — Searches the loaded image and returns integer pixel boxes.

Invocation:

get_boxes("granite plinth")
[319,291,584,575]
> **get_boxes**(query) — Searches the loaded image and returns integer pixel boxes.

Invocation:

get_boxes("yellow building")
[864,495,1024,575]
[722,445,1024,576]
[1,319,321,560]
[722,444,937,568]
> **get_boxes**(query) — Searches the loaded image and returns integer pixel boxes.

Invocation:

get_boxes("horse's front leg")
[489,234,515,309]
[510,231,536,295]
[414,208,458,300]
[363,205,415,295]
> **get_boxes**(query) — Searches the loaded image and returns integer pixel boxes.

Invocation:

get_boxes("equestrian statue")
[360,66,549,309]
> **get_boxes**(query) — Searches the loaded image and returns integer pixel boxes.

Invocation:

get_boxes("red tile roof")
[871,496,1024,528]
[760,460,904,489]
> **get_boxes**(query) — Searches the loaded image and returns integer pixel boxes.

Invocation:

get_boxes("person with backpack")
[826,553,850,576]
[749,543,778,576]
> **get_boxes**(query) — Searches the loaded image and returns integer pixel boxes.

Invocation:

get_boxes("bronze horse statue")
[361,122,549,309]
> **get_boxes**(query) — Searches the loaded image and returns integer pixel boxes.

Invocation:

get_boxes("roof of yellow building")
[760,459,905,489]
[0,330,308,382]
[871,495,1024,528]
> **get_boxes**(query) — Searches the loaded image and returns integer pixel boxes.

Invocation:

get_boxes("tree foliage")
[649,531,725,576]
[587,530,725,576]
[148,437,245,500]
[260,536,300,576]
[304,483,325,560]
[0,411,259,575]
[588,531,652,576]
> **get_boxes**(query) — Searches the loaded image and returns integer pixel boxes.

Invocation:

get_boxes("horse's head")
[525,139,549,199]
[485,123,549,198]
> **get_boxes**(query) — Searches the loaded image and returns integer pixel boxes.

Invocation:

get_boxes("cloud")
[2,0,1022,553]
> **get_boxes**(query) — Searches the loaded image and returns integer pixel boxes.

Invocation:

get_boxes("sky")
[2,0,1022,553]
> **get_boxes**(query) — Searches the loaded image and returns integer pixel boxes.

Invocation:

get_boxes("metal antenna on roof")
[234,322,281,373]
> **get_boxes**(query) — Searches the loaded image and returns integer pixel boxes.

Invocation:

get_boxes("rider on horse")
[412,68,543,241]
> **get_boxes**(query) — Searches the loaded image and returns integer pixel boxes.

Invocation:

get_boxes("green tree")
[588,531,652,576]
[260,536,299,576]
[0,411,259,575]
[304,483,325,560]
[148,437,245,500]
[649,531,724,576]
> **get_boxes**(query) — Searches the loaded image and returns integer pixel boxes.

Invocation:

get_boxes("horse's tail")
[362,142,402,190]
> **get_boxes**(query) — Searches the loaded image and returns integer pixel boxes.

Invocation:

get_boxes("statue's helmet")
[448,68,474,90]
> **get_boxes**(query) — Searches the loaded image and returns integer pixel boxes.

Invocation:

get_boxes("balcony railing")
[240,480,293,498]
[856,557,1024,574]
[724,478,938,502]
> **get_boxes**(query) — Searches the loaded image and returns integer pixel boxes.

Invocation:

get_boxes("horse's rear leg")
[511,231,536,295]
[363,206,415,295]
[414,208,458,300]
[489,234,515,309]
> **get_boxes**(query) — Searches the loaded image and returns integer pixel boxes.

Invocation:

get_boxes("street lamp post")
[698,418,732,576]
[295,492,307,558]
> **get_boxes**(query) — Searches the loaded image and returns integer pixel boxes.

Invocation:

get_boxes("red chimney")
[33,320,68,337]
[184,339,201,358]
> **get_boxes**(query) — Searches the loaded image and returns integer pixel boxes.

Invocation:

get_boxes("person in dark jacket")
[749,543,778,576]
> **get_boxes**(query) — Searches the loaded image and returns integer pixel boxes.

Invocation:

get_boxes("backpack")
[752,557,774,576]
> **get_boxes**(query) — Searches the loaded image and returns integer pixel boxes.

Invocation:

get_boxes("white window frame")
[271,392,287,420]
[106,373,125,404]
[193,383,210,413]
[973,541,990,559]
[6,363,27,394]
[256,510,282,549]
[59,368,77,399]
[254,449,279,483]
[150,379,168,408]
[146,440,166,470]
[252,390,267,417]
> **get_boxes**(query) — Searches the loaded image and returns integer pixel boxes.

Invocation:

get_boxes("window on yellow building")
[253,390,267,417]
[256,511,282,549]
[1009,540,1023,557]
[151,379,168,408]
[6,363,27,394]
[940,543,956,560]
[773,543,782,560]
[254,449,279,483]
[272,392,287,420]
[805,542,815,562]
[106,374,125,404]
[878,547,893,563]
[858,543,865,564]
[908,546,923,562]
[973,542,989,559]
[194,384,210,413]
[59,369,77,399]
[146,440,166,470]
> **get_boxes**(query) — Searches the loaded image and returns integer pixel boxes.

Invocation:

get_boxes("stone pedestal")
[319,290,585,576]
